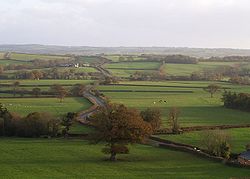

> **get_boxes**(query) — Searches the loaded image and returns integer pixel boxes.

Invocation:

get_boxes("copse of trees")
[222,91,250,112]
[90,103,153,161]
[50,84,68,102]
[0,104,60,137]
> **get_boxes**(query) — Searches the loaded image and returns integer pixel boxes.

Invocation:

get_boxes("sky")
[0,0,250,48]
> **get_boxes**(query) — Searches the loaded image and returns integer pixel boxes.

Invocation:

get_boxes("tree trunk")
[110,151,116,161]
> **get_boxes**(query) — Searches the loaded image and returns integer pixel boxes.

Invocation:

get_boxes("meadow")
[98,81,250,127]
[0,79,94,86]
[0,138,250,179]
[163,62,249,76]
[0,97,91,116]
[156,128,250,154]
[104,55,146,62]
[10,53,69,61]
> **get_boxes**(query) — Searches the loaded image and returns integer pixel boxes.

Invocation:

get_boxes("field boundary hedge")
[100,90,194,93]
[104,83,231,89]
[156,124,250,134]
[149,136,250,168]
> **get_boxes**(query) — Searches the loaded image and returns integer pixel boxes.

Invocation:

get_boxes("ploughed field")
[98,81,250,127]
[1,138,250,179]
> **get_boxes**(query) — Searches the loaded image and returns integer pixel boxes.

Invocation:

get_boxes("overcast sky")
[0,0,250,48]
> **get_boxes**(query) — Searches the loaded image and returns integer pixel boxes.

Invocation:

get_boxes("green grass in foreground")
[0,138,250,178]
[156,128,250,154]
[0,97,92,116]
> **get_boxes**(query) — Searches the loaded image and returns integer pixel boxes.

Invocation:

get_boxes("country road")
[77,89,106,125]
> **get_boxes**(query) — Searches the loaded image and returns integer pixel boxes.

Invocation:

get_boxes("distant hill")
[1,44,250,57]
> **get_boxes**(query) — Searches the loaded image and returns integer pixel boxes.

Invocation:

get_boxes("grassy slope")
[0,138,250,179]
[156,128,250,153]
[0,97,92,116]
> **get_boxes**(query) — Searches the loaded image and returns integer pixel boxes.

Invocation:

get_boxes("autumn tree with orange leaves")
[90,103,152,161]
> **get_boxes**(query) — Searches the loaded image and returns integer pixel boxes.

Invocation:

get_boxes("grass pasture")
[0,79,94,86]
[105,62,160,70]
[156,128,250,154]
[10,53,70,61]
[0,138,250,179]
[99,81,250,127]
[163,62,248,76]
[0,97,91,116]
[104,55,146,62]
[104,61,160,77]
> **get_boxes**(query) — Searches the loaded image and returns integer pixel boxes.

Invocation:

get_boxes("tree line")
[222,91,250,112]
[0,104,76,137]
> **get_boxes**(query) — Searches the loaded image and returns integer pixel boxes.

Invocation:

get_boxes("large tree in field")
[169,107,181,134]
[32,87,41,97]
[203,84,221,98]
[141,108,161,133]
[12,81,20,97]
[70,84,85,97]
[90,103,152,161]
[50,84,68,102]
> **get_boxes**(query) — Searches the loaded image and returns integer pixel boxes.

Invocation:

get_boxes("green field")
[0,59,31,65]
[10,53,69,61]
[156,128,250,154]
[76,56,102,64]
[0,79,94,86]
[104,61,160,77]
[105,62,160,70]
[0,97,91,116]
[0,138,250,179]
[99,81,250,127]
[107,69,157,78]
[163,62,248,76]
[104,55,146,62]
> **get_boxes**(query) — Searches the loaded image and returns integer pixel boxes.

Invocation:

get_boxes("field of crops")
[1,138,250,179]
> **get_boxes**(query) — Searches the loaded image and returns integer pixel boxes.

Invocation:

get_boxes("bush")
[202,130,231,159]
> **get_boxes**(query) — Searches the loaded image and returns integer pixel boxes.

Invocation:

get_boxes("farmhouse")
[238,150,250,165]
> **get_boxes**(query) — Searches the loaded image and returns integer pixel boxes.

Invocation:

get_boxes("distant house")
[238,150,250,165]
[82,63,90,67]
[74,63,79,68]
